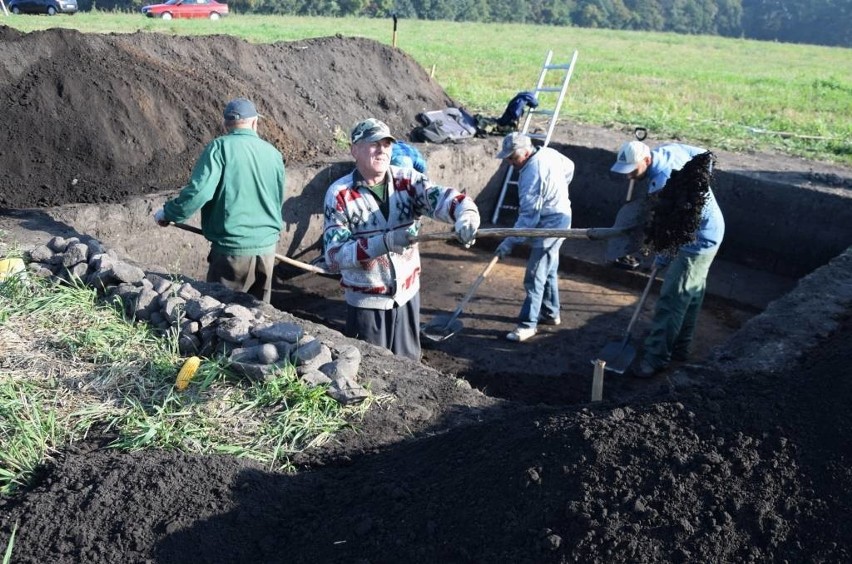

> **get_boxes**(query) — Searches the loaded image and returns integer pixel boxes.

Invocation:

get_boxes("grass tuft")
[0,275,377,494]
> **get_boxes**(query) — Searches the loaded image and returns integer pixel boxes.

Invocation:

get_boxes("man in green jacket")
[154,98,285,303]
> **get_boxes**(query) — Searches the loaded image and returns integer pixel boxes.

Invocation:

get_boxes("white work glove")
[383,229,412,255]
[454,210,480,248]
[496,239,514,259]
[153,208,169,227]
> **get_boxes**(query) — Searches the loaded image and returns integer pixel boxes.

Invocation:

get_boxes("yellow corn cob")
[175,356,201,391]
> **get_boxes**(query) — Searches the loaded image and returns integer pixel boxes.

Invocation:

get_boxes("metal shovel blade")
[594,337,636,374]
[421,315,464,343]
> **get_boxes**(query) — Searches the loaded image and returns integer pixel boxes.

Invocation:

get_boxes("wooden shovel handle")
[623,265,659,337]
[414,226,630,243]
[446,254,501,321]
[169,222,330,276]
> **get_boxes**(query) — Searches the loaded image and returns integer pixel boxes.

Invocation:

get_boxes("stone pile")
[22,235,368,405]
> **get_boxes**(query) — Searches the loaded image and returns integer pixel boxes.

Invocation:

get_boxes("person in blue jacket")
[390,140,427,173]
[495,133,574,342]
[611,140,725,378]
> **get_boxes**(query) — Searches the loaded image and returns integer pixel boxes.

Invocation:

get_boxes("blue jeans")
[518,236,565,330]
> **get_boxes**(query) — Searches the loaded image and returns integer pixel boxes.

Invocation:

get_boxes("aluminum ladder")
[491,50,579,225]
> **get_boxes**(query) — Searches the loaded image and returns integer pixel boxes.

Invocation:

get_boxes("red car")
[141,0,228,20]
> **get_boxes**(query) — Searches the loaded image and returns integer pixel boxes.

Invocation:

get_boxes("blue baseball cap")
[223,98,260,121]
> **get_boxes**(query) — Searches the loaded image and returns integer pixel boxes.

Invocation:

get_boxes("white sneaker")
[539,317,561,326]
[506,326,537,342]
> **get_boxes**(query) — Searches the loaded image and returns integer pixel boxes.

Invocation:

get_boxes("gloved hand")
[153,208,169,227]
[454,210,480,248]
[495,239,513,259]
[383,229,412,255]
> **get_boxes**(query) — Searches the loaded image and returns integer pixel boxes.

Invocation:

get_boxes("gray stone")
[88,253,115,272]
[47,236,69,253]
[161,296,187,325]
[252,321,303,344]
[185,296,223,321]
[65,262,90,281]
[28,244,54,263]
[111,262,146,284]
[149,275,173,295]
[319,345,361,381]
[301,370,332,388]
[222,303,254,320]
[85,239,105,259]
[327,375,369,405]
[217,317,254,344]
[177,283,201,300]
[178,333,201,356]
[134,287,160,320]
[257,343,279,364]
[62,243,89,267]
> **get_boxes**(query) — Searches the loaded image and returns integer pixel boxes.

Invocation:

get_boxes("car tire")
[47,6,56,15]
[11,6,20,14]
[161,12,172,20]
[209,12,220,20]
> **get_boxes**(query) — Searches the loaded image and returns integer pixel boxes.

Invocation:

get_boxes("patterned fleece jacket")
[323,166,478,310]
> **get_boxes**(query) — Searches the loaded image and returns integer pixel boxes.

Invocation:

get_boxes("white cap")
[611,141,651,174]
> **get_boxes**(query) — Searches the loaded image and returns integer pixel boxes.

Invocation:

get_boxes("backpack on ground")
[412,107,477,144]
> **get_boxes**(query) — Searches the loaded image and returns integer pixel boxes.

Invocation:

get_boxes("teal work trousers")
[642,251,717,369]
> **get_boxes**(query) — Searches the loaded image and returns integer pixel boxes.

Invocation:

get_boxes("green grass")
[5,12,851,165]
[0,273,377,496]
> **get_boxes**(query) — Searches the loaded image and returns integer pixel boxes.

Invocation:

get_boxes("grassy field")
[3,12,851,164]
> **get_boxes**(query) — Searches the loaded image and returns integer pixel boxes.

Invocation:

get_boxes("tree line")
[245,0,849,47]
[100,0,850,47]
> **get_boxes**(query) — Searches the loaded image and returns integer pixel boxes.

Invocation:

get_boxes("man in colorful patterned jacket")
[323,118,480,361]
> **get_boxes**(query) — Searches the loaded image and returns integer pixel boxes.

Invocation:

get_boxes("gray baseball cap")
[496,132,533,159]
[351,118,396,144]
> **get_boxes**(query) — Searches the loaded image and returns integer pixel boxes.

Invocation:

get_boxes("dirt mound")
[2,316,850,563]
[0,26,450,208]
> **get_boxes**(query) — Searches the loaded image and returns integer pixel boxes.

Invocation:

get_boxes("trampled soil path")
[1,26,851,563]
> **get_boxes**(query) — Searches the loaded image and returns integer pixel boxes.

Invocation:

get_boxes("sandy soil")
[1,26,851,564]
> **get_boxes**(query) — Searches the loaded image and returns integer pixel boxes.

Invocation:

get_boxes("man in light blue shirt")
[495,133,574,342]
[611,141,725,377]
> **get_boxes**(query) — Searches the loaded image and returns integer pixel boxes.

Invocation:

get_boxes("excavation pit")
[3,134,849,407]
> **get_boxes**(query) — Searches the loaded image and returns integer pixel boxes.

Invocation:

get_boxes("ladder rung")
[526,133,547,140]
[535,87,562,93]
[544,64,573,70]
[531,109,555,116]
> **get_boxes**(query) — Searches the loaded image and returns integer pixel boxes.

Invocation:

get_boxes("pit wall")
[42,137,851,304]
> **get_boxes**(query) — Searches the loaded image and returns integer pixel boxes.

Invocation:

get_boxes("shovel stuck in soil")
[421,254,500,342]
[594,265,659,374]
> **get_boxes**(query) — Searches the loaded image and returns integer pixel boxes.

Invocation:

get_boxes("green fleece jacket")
[163,128,285,256]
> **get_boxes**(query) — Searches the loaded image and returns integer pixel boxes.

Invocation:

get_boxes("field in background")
[4,13,851,165]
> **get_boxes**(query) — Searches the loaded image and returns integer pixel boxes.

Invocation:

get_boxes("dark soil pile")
[1,27,851,564]
[0,25,449,208]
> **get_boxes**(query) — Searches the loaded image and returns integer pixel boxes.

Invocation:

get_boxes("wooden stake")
[592,360,605,402]
[430,64,436,79]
